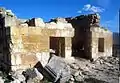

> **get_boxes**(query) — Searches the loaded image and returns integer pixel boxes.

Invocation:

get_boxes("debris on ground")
[0,55,119,83]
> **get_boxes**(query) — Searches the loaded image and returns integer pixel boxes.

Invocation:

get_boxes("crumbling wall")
[91,27,112,59]
[66,14,95,59]
[27,18,45,27]
[10,26,74,71]
[0,7,74,71]
[65,13,111,60]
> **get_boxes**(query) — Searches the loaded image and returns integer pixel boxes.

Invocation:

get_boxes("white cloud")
[83,4,91,11]
[77,10,82,13]
[77,4,105,13]
[90,6,105,13]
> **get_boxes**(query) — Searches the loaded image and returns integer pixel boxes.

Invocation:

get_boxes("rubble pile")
[67,56,119,83]
[0,55,119,83]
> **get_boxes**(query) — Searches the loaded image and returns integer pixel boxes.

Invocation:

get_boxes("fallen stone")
[0,77,4,83]
[22,68,43,83]
[70,76,74,81]
[69,81,74,83]
[46,55,71,82]
[60,65,71,83]
[73,71,80,77]
[75,75,84,82]
[10,79,21,83]
[105,62,113,67]
[70,63,79,70]
[34,60,57,82]
[34,68,43,80]
[11,70,25,82]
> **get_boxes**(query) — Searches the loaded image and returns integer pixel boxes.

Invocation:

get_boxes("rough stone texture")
[47,17,73,29]
[45,22,73,29]
[67,56,119,83]
[9,26,74,70]
[90,27,113,59]
[46,55,71,83]
[66,13,112,60]
[0,77,4,83]
[27,18,45,27]
[0,7,74,71]
[11,70,26,83]
[50,17,68,23]
[0,7,113,72]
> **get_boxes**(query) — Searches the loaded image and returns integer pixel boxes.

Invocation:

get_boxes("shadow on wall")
[69,20,91,60]
[0,14,12,73]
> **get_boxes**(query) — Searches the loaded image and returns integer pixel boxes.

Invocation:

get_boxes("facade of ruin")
[0,7,112,71]
[65,14,113,59]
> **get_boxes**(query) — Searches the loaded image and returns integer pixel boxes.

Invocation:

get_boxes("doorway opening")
[50,37,65,57]
[98,38,104,52]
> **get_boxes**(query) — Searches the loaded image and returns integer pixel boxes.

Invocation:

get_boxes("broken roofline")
[1,7,110,31]
[0,7,100,24]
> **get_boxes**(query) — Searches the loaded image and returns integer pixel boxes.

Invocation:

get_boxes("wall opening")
[98,38,104,52]
[50,37,65,57]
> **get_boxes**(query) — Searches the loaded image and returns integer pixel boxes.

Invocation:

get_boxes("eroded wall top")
[65,13,100,28]
[0,7,74,30]
[0,7,112,34]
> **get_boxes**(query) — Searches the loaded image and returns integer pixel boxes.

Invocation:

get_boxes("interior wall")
[67,19,91,59]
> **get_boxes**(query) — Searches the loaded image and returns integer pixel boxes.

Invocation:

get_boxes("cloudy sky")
[0,0,119,32]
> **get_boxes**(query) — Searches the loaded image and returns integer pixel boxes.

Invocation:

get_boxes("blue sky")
[0,0,119,32]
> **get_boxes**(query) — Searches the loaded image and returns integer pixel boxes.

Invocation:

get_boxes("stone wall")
[65,37,72,59]
[10,26,74,70]
[91,27,112,59]
[65,13,112,60]
[0,7,113,71]
[0,7,74,71]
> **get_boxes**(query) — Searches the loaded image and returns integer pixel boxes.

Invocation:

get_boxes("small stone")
[69,81,74,83]
[105,63,113,67]
[70,63,79,70]
[10,79,21,83]
[0,77,4,83]
[70,77,74,81]
[34,68,43,80]
[79,71,84,77]
[74,71,80,77]
[75,76,83,82]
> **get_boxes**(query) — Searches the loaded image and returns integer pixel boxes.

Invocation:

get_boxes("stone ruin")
[65,13,112,59]
[0,7,113,72]
[0,7,74,72]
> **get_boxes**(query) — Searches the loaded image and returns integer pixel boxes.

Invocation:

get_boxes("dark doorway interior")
[50,37,65,57]
[98,38,104,52]
[0,15,11,73]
